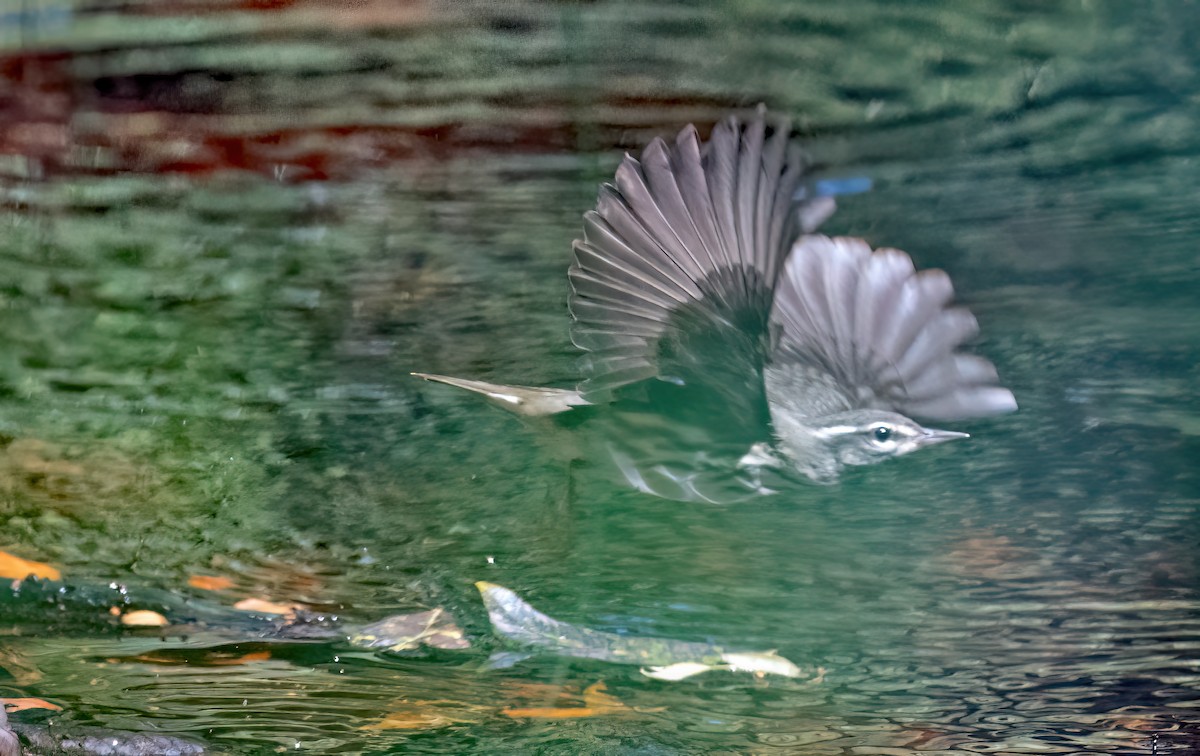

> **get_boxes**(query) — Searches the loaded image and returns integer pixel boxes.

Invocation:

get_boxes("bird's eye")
[872,426,893,443]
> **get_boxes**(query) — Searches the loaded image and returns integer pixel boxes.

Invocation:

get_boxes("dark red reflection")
[0,6,734,182]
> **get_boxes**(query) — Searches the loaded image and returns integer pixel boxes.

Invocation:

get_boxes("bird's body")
[416,106,1016,499]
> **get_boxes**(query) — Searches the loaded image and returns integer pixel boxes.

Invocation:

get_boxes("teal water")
[1,1,1198,753]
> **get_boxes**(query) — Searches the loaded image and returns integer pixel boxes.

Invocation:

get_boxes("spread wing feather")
[769,235,1017,421]
[569,106,821,399]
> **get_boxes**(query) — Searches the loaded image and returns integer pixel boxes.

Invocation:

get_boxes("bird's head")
[807,409,969,468]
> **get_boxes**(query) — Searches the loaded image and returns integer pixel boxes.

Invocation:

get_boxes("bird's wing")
[568,105,831,402]
[768,235,1017,421]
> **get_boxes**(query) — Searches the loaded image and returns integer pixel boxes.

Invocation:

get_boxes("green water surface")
[1,1,1198,753]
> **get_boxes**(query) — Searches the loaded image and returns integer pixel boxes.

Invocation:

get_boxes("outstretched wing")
[767,235,1017,421]
[568,106,832,402]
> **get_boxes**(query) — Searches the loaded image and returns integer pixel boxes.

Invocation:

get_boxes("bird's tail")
[411,373,590,417]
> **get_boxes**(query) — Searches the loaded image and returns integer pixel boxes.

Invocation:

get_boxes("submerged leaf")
[476,581,804,679]
[108,649,272,667]
[351,608,470,653]
[187,574,236,591]
[0,551,61,581]
[581,681,624,711]
[720,650,802,678]
[363,699,484,731]
[501,681,644,719]
[119,609,169,627]
[2,697,63,713]
[501,706,605,719]
[233,598,299,617]
[365,710,460,730]
[641,662,716,681]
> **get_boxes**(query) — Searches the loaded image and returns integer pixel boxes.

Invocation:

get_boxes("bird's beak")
[917,428,970,447]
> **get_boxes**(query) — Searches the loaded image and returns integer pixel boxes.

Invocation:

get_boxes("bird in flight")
[415,106,1016,502]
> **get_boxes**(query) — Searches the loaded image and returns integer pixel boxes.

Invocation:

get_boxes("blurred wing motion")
[767,235,1017,421]
[569,105,833,402]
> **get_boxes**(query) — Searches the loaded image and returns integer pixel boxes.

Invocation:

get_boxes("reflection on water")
[2,0,1198,753]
